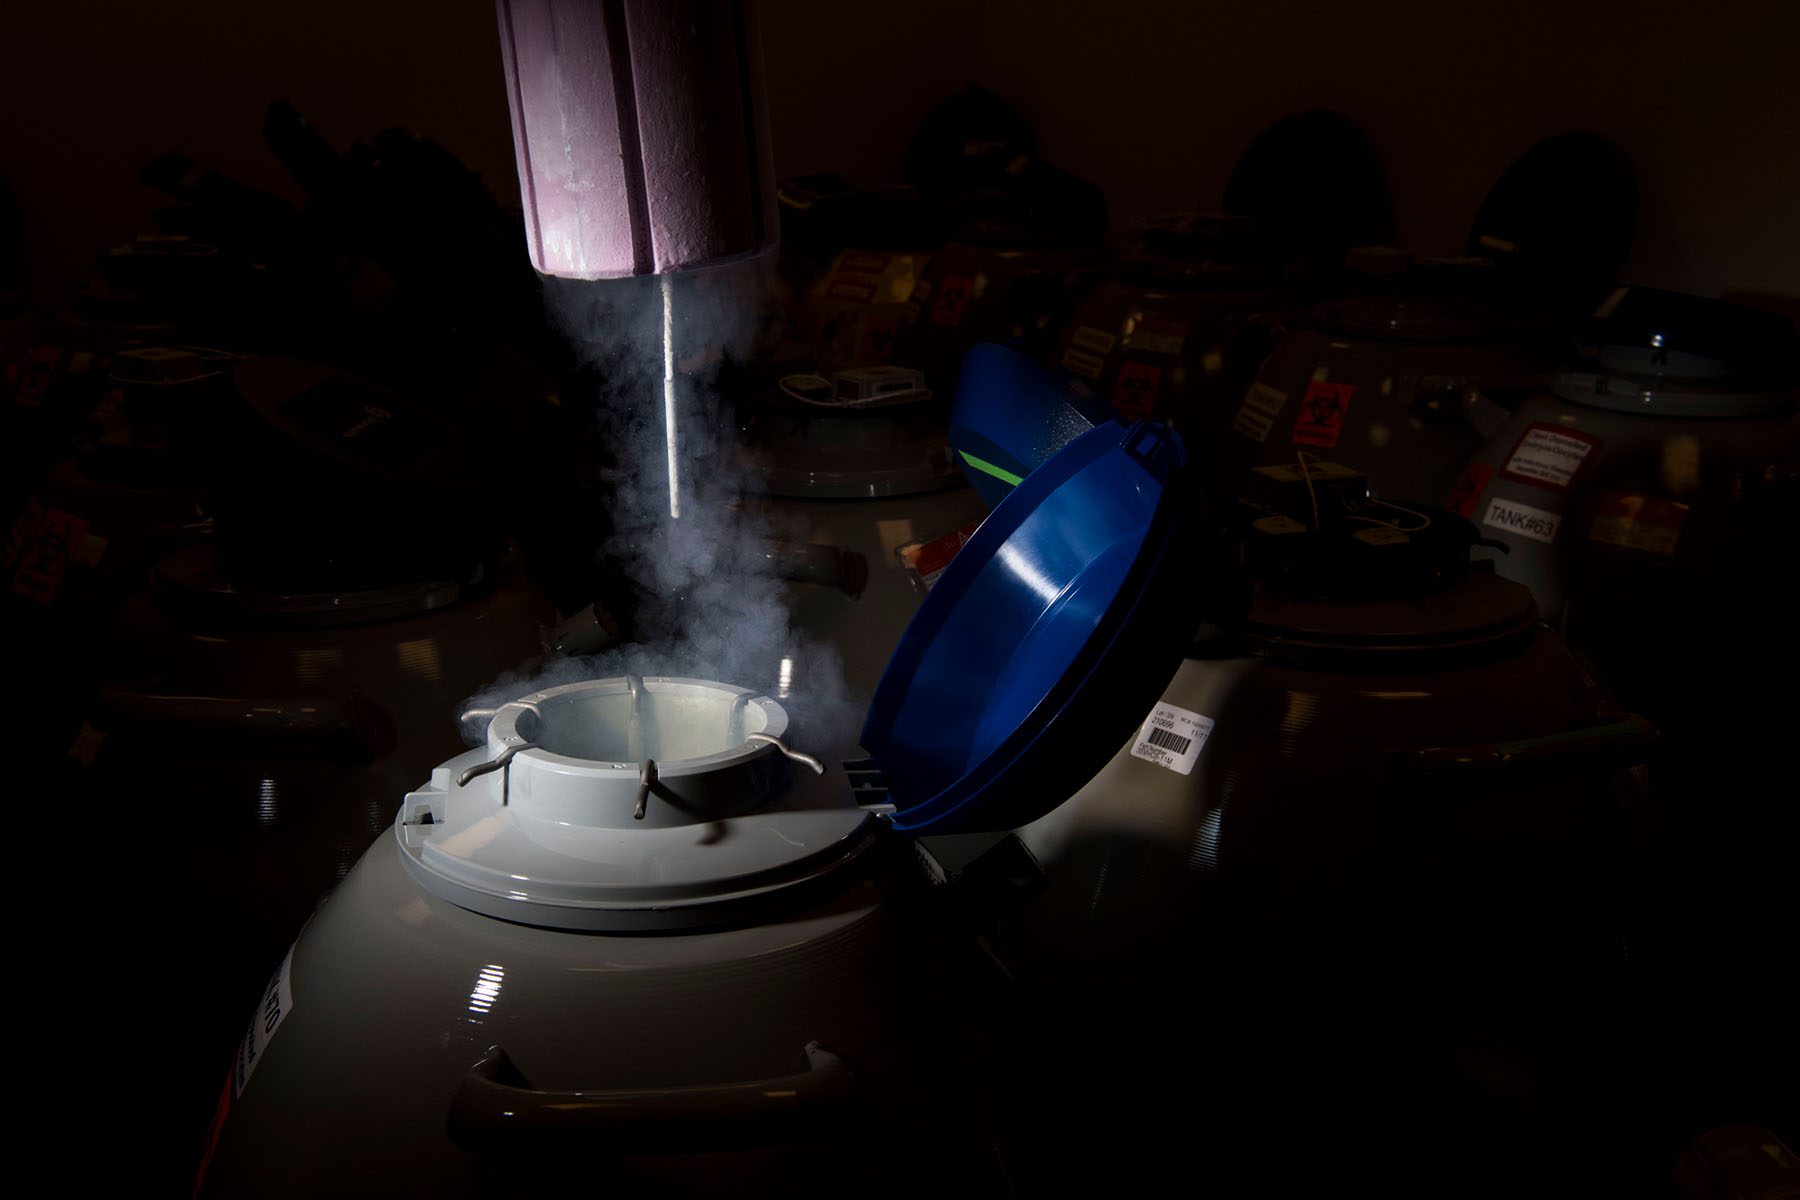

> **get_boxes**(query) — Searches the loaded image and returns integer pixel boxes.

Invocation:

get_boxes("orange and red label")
[928,276,974,327]
[1112,362,1162,419]
[1293,380,1354,448]
[1446,461,1497,518]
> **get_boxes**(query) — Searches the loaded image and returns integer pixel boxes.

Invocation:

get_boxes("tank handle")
[1385,715,1657,781]
[92,687,387,758]
[445,1041,856,1155]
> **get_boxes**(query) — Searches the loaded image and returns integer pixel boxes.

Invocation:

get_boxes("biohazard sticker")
[1293,380,1355,448]
[928,275,974,326]
[12,345,63,407]
[1112,362,1162,419]
[9,508,90,605]
[233,946,296,1099]
[1482,496,1562,544]
[859,309,902,364]
[1501,423,1603,491]
[1130,701,1215,775]
[1589,492,1687,557]
[1446,461,1496,518]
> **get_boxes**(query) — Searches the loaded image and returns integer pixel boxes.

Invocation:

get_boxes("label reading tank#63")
[1130,701,1216,775]
[1483,496,1561,544]
[233,945,296,1099]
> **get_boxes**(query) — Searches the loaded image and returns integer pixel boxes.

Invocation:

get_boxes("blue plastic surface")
[863,416,1195,834]
[949,343,1107,507]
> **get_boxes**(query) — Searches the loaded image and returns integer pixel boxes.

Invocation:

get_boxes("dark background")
[2,0,1797,309]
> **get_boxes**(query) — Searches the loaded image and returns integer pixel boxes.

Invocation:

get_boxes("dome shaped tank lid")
[1555,287,1798,417]
[1317,250,1510,341]
[397,677,874,932]
[1222,110,1393,270]
[1468,132,1638,310]
[750,367,962,499]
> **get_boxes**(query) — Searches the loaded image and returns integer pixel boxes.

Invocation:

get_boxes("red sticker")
[928,275,974,327]
[1293,380,1354,447]
[13,345,63,406]
[859,309,901,363]
[901,520,983,590]
[192,1071,233,1199]
[1446,461,1496,518]
[9,508,89,605]
[1112,362,1162,419]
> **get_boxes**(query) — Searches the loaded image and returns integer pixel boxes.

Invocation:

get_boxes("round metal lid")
[1551,368,1794,419]
[752,395,965,500]
[1243,568,1540,662]
[151,543,479,627]
[397,678,875,931]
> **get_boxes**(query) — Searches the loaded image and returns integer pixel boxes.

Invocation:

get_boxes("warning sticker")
[1293,380,1355,448]
[928,275,974,327]
[839,252,891,274]
[1501,423,1603,491]
[1588,492,1688,557]
[899,521,983,592]
[1069,325,1118,356]
[1112,362,1162,419]
[1060,347,1106,381]
[1130,701,1215,775]
[858,309,902,364]
[9,508,90,605]
[1233,382,1288,442]
[233,946,295,1099]
[13,346,63,407]
[1482,496,1562,545]
[824,278,876,303]
[1446,461,1497,518]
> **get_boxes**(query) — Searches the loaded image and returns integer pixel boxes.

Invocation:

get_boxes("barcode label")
[1146,726,1191,755]
[1130,701,1215,775]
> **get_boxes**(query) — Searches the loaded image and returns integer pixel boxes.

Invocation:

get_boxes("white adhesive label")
[1483,496,1562,544]
[233,946,295,1098]
[1129,330,1186,357]
[1503,425,1599,489]
[1232,382,1287,442]
[1069,325,1118,355]
[1060,348,1106,380]
[1130,702,1215,775]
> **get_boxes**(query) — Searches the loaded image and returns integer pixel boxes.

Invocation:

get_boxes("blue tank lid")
[862,407,1197,834]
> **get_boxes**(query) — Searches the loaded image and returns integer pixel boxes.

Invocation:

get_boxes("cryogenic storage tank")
[195,679,1046,1198]
[1450,288,1799,632]
[202,416,1201,1196]
[1216,251,1553,504]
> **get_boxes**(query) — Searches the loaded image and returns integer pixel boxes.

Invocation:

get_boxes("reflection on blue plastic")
[950,343,1106,507]
[863,417,1188,834]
